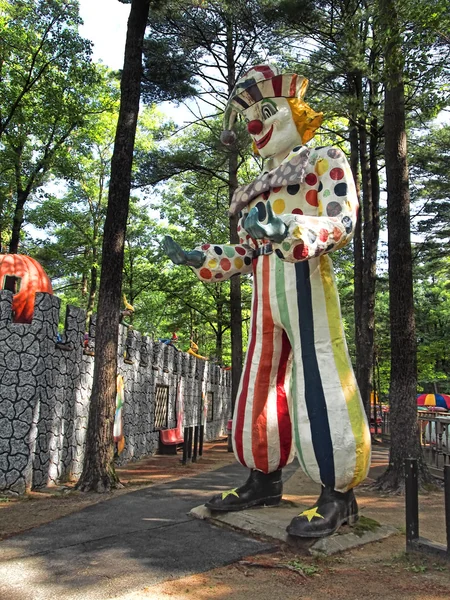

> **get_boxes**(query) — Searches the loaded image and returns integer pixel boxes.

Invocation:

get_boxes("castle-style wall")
[0,291,231,495]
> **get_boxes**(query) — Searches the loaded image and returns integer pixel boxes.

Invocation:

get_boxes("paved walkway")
[0,440,447,599]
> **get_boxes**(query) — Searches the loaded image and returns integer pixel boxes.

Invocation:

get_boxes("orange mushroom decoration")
[0,254,53,323]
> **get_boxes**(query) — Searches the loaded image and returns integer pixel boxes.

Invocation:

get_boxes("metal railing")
[380,411,450,475]
[405,459,450,559]
[418,413,450,474]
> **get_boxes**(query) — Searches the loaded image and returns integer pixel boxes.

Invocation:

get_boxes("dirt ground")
[1,441,449,600]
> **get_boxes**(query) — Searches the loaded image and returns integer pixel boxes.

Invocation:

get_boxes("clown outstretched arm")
[163,235,253,282]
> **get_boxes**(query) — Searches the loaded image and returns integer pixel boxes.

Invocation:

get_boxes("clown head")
[221,65,323,166]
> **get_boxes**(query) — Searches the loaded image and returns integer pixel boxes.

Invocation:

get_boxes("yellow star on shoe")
[221,488,239,500]
[298,506,324,522]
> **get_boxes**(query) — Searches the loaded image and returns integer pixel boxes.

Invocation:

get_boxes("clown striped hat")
[221,64,309,145]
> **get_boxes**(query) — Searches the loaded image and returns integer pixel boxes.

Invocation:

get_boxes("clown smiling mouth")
[255,125,274,149]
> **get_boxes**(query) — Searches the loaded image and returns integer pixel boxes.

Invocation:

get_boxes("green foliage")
[27,104,167,323]
[0,0,117,251]
[134,118,256,361]
[410,125,450,251]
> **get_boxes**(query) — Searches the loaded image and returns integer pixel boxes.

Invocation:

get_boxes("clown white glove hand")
[244,202,288,243]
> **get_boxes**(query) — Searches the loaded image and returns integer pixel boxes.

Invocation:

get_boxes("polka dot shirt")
[191,146,358,281]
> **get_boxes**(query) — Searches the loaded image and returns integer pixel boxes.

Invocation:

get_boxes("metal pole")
[187,426,193,460]
[444,464,450,555]
[199,424,204,456]
[192,425,199,462]
[182,427,189,465]
[405,458,419,549]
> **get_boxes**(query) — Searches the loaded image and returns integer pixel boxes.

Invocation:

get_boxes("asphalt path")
[0,462,297,600]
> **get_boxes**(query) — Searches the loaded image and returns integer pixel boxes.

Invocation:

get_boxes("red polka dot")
[292,208,303,215]
[215,273,223,279]
[235,246,246,256]
[306,190,318,206]
[319,229,329,242]
[273,186,282,193]
[263,191,270,199]
[220,258,231,271]
[305,173,317,186]
[237,225,241,232]
[201,244,210,251]
[199,268,212,279]
[293,243,309,260]
[330,168,344,180]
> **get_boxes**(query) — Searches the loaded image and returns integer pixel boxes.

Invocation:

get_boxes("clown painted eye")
[261,102,278,121]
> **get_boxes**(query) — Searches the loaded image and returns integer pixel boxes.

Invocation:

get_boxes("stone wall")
[0,291,231,495]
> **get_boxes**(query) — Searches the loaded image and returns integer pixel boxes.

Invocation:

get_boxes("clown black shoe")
[205,468,282,512]
[287,486,358,538]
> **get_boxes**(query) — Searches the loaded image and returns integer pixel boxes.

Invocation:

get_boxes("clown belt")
[253,243,273,257]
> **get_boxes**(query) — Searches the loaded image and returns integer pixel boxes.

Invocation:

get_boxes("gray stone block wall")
[0,291,232,495]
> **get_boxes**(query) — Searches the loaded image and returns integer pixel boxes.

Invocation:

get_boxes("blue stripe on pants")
[295,261,335,488]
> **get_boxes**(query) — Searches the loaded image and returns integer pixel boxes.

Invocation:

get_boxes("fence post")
[405,458,419,550]
[445,464,450,555]
[192,425,199,462]
[182,427,189,465]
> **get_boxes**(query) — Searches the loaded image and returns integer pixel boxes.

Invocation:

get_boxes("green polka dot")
[323,189,331,197]
[224,246,236,258]
[282,242,291,251]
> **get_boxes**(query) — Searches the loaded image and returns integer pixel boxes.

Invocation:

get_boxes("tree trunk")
[375,0,430,491]
[225,25,242,414]
[77,0,150,492]
[215,294,224,363]
[358,115,375,418]
[229,166,243,413]
[9,190,27,254]
[349,80,365,415]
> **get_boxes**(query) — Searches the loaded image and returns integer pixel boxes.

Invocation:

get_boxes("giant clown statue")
[163,65,371,538]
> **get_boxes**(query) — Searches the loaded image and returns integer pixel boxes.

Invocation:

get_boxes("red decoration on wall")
[0,254,53,323]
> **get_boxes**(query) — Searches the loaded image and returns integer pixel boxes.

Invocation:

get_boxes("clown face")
[243,97,303,166]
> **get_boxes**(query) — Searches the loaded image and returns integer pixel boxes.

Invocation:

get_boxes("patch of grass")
[386,551,448,574]
[286,559,320,576]
[405,564,427,573]
[352,515,381,537]
[432,563,448,572]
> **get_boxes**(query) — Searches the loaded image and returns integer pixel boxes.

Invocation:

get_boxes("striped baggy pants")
[232,253,371,492]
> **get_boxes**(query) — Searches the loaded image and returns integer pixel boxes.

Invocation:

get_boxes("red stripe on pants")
[276,331,292,468]
[251,256,273,472]
[234,258,259,466]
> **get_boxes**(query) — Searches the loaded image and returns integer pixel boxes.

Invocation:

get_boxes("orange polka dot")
[306,190,318,206]
[333,227,342,241]
[220,258,231,271]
